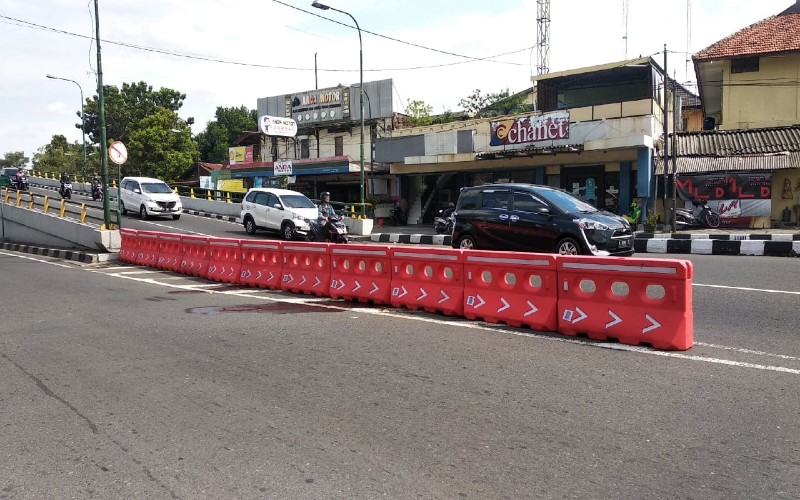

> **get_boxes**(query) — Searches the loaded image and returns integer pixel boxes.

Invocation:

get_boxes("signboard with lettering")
[274,160,293,176]
[490,111,570,147]
[260,115,298,137]
[229,146,246,164]
[675,173,772,227]
[289,85,349,126]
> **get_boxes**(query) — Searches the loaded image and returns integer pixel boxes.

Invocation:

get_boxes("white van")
[119,177,183,220]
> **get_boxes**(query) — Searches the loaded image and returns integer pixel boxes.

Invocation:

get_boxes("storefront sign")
[490,111,570,146]
[259,115,298,137]
[675,173,772,227]
[274,160,293,176]
[289,85,349,125]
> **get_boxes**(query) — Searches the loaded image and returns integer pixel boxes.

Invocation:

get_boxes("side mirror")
[273,203,283,210]
[134,188,141,194]
[537,207,551,216]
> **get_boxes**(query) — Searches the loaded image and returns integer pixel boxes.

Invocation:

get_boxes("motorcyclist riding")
[309,192,340,241]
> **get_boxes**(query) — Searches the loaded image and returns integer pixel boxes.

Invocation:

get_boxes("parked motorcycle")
[306,216,349,243]
[59,180,73,199]
[672,199,720,229]
[434,205,455,234]
[91,183,104,201]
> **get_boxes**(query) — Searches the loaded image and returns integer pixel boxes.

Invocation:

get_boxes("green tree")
[405,99,433,126]
[195,106,258,164]
[0,151,30,169]
[459,89,530,118]
[32,135,80,175]
[127,108,197,181]
[82,81,190,146]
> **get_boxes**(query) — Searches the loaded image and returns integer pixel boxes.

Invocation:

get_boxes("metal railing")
[2,188,115,227]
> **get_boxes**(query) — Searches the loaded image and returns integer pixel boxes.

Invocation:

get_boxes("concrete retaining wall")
[0,201,119,251]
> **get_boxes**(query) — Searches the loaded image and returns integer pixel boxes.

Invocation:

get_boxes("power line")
[0,13,531,73]
[271,0,526,66]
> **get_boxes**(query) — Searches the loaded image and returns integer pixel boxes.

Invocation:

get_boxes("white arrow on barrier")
[255,271,262,281]
[572,307,588,324]
[643,314,661,334]
[299,275,307,286]
[370,282,380,295]
[438,290,450,304]
[606,310,622,329]
[471,294,486,309]
[523,301,538,317]
[229,268,235,277]
[337,280,346,291]
[268,271,274,282]
[242,270,252,279]
[208,265,217,273]
[417,288,428,301]
[286,273,294,284]
[314,276,322,288]
[497,297,510,313]
[397,286,408,298]
[353,281,362,292]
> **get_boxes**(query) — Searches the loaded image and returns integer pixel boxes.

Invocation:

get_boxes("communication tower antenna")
[536,0,550,75]
[623,0,629,59]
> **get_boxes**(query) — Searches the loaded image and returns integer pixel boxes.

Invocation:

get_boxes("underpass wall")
[0,201,119,251]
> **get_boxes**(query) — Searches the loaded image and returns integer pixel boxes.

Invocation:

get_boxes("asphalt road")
[0,245,798,499]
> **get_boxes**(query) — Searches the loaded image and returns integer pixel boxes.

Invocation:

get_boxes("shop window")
[731,57,759,74]
[334,136,343,156]
[300,139,310,159]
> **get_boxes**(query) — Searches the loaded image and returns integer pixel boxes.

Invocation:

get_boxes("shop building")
[212,79,397,204]
[375,57,684,225]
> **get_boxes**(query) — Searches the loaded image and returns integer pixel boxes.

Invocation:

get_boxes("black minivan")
[451,183,634,256]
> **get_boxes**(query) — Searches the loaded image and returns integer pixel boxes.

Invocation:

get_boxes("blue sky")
[0,0,794,160]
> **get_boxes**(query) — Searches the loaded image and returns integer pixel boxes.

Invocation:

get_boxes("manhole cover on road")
[186,303,341,315]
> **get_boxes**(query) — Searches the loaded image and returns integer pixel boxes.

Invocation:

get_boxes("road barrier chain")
[117,229,694,351]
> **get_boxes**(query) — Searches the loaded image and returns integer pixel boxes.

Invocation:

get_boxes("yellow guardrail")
[0,187,102,225]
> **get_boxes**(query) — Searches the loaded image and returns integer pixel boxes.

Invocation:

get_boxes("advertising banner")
[675,173,772,227]
[274,160,293,176]
[490,111,570,147]
[228,146,246,164]
[259,115,298,137]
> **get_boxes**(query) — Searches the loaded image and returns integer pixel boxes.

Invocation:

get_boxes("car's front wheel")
[120,201,127,216]
[556,237,581,255]
[281,221,295,241]
[244,216,257,235]
[139,205,148,220]
[457,235,477,250]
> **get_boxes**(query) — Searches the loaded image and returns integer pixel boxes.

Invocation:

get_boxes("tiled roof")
[654,153,800,174]
[693,6,800,61]
[675,125,800,156]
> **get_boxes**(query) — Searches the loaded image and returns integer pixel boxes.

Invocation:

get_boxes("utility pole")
[94,0,111,229]
[662,44,669,231]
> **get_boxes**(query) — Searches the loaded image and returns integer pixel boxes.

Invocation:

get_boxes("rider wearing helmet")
[318,191,337,220]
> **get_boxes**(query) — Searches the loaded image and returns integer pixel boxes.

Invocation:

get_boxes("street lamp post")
[46,74,87,181]
[312,1,365,217]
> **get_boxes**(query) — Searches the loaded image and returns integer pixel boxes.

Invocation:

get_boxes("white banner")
[274,160,293,176]
[259,115,298,137]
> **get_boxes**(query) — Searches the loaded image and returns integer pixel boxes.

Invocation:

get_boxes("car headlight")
[576,219,609,231]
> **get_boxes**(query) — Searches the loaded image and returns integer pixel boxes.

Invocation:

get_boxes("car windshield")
[280,194,316,209]
[2,168,16,176]
[536,188,598,214]
[141,182,173,194]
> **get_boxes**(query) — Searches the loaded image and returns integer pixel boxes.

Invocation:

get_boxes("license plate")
[618,240,630,248]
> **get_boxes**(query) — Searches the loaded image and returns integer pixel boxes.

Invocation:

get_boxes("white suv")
[120,177,183,220]
[240,188,319,240]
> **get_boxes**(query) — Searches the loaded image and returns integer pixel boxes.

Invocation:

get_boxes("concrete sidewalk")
[368,224,800,257]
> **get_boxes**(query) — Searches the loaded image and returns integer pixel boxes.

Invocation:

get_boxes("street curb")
[368,232,800,257]
[0,241,115,263]
[183,209,240,223]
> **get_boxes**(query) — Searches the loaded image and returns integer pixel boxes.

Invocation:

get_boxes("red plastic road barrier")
[180,235,210,277]
[206,238,242,284]
[118,228,139,264]
[157,233,183,272]
[240,241,283,289]
[557,255,693,351]
[281,242,331,296]
[329,245,392,305]
[135,231,161,267]
[463,251,558,330]
[390,247,464,316]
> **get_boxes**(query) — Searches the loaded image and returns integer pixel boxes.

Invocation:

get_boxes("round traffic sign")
[109,141,128,165]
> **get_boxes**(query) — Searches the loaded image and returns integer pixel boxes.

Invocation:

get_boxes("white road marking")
[86,269,800,377]
[694,283,800,295]
[0,251,72,268]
